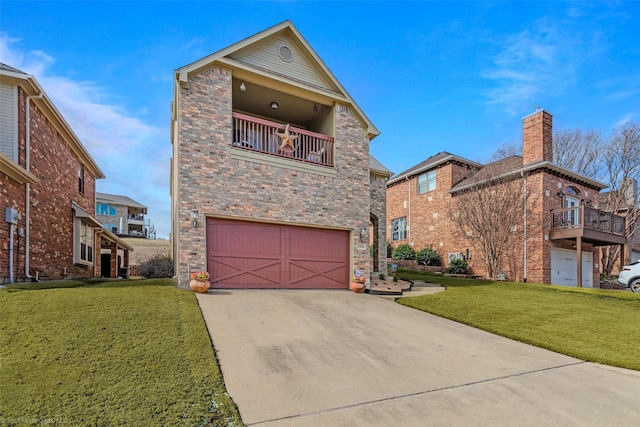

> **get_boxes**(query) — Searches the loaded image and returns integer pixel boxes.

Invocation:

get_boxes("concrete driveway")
[197,290,640,426]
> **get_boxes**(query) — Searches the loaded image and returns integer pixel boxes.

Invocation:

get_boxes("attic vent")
[278,45,294,62]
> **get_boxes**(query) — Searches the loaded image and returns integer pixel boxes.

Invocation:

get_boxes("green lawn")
[0,279,243,426]
[396,270,640,371]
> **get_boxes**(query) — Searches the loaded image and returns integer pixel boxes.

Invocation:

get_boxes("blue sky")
[2,1,639,239]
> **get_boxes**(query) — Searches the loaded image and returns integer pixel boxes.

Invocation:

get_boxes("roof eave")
[175,20,379,141]
[388,155,482,185]
[1,69,106,179]
[449,161,608,194]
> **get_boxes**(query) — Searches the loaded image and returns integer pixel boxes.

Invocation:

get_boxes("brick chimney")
[522,109,553,164]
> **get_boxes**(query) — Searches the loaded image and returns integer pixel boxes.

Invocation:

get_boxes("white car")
[618,262,640,293]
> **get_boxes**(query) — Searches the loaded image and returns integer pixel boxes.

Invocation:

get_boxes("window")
[96,203,116,216]
[78,163,84,193]
[391,217,406,241]
[417,170,436,194]
[75,219,94,265]
[0,83,18,161]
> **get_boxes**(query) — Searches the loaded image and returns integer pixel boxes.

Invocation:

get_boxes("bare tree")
[599,122,640,274]
[552,128,603,178]
[488,142,521,162]
[449,162,527,279]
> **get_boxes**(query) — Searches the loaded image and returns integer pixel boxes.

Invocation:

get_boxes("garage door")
[206,218,349,289]
[550,248,593,288]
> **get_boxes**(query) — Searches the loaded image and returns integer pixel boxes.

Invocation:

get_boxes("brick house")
[386,110,626,288]
[170,21,391,289]
[95,192,151,238]
[1,63,132,283]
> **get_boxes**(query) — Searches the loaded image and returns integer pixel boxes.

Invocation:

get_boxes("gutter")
[450,161,607,195]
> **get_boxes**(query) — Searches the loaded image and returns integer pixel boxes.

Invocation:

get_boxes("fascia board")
[0,153,40,184]
[176,20,380,140]
[99,228,134,251]
[2,70,106,179]
[388,155,482,185]
[449,161,607,194]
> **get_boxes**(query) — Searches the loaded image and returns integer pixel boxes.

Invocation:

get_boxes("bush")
[392,244,416,260]
[137,254,175,278]
[386,241,393,258]
[447,258,469,274]
[416,246,442,266]
[379,273,386,280]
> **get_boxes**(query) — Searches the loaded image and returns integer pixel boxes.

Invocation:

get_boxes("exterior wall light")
[359,226,368,242]
[239,82,246,92]
[270,102,278,109]
[190,208,199,228]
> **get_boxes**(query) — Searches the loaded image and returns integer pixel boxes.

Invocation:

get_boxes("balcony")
[232,112,334,167]
[128,214,145,225]
[550,206,627,246]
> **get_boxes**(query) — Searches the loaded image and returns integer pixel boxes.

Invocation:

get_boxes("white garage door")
[550,248,593,288]
[631,251,640,263]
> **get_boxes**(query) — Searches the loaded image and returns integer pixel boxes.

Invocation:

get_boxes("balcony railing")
[232,112,334,167]
[551,206,626,235]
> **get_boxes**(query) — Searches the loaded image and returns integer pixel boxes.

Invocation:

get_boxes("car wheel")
[631,279,640,293]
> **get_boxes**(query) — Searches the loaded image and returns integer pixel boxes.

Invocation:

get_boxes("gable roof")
[369,155,393,178]
[387,152,482,185]
[96,192,147,211]
[0,63,105,179]
[450,155,607,194]
[175,20,379,139]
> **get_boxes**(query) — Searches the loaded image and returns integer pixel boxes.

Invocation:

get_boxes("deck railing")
[232,112,334,167]
[551,206,626,235]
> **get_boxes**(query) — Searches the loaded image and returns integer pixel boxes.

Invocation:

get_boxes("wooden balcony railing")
[551,206,626,235]
[232,112,334,167]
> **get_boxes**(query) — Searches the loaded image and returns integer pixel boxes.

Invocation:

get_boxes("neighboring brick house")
[1,63,132,283]
[170,21,391,289]
[95,192,150,238]
[387,110,627,288]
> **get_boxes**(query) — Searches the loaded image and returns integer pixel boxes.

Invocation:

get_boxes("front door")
[566,195,580,226]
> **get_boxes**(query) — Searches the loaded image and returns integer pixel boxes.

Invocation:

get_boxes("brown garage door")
[206,218,349,289]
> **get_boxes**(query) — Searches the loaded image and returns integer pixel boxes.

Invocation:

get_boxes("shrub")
[379,273,386,280]
[137,254,175,279]
[447,258,469,274]
[392,244,416,260]
[386,241,393,258]
[416,246,442,266]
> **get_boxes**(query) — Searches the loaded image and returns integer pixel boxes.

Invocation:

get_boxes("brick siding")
[1,86,98,283]
[173,67,374,287]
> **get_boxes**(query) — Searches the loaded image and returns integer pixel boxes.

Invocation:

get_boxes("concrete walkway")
[197,290,640,426]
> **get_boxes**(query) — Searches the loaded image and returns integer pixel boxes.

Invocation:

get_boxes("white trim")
[230,147,337,177]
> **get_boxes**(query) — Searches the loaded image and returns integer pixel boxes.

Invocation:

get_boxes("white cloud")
[482,17,586,114]
[1,35,172,239]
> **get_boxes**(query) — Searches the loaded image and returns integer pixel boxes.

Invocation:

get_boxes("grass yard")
[396,270,640,371]
[0,279,243,426]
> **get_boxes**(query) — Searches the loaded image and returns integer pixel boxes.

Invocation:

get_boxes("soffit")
[177,20,379,139]
[0,153,40,184]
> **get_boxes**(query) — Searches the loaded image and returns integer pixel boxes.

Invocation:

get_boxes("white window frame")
[0,83,18,162]
[417,169,436,194]
[78,163,85,194]
[74,218,94,265]
[391,217,407,241]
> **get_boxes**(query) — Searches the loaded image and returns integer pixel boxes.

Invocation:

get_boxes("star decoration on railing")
[277,124,298,150]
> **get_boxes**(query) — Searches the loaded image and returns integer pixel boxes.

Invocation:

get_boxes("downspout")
[25,93,44,280]
[407,177,411,245]
[522,171,527,282]
[9,223,15,284]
